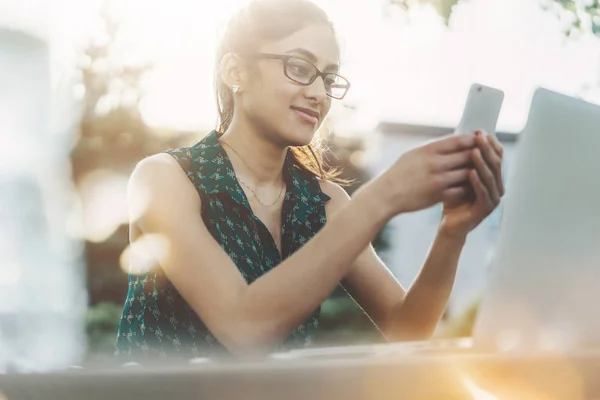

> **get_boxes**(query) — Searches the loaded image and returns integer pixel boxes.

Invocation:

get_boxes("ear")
[219,53,248,93]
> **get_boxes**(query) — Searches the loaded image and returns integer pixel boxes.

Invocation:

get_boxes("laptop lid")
[472,88,600,351]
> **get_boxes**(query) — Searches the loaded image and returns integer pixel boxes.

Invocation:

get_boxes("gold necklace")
[220,140,286,207]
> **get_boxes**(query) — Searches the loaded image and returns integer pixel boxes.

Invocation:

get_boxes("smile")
[291,106,319,125]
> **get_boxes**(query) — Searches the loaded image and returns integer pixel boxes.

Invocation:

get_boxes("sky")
[3,0,600,134]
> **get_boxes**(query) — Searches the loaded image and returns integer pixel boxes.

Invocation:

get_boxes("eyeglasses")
[254,53,351,100]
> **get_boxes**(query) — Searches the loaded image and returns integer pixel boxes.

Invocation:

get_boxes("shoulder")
[131,153,188,187]
[129,154,201,219]
[318,179,351,216]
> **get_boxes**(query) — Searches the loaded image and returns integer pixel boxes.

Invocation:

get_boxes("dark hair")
[214,0,345,183]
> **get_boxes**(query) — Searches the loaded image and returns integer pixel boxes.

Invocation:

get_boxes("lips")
[291,106,320,125]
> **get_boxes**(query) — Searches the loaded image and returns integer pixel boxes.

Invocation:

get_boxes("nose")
[304,75,328,101]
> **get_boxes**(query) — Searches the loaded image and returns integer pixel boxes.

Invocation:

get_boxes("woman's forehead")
[259,25,340,70]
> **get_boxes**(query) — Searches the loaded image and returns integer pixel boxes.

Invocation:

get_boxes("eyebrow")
[285,48,339,72]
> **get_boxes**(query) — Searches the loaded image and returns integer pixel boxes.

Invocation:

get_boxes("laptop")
[274,87,600,360]
[472,87,600,352]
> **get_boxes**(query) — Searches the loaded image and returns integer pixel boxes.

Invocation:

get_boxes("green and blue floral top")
[115,130,331,361]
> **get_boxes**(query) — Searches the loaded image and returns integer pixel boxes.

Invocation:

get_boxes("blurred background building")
[0,4,87,370]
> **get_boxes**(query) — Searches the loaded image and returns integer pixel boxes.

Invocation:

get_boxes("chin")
[284,126,317,147]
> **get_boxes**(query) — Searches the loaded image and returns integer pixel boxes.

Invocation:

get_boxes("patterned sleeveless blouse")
[115,131,331,361]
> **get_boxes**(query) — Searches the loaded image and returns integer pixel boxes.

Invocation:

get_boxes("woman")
[115,0,504,361]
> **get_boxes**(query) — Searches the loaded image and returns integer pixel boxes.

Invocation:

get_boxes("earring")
[232,85,240,94]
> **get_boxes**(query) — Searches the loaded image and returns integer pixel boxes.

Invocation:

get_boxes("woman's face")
[240,24,341,147]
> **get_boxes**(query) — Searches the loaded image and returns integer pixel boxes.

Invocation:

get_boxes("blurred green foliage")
[393,0,600,36]
[389,0,463,24]
[441,298,481,338]
[317,291,385,346]
[86,302,123,355]
[542,0,600,37]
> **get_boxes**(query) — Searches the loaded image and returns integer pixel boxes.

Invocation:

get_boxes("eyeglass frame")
[252,52,351,100]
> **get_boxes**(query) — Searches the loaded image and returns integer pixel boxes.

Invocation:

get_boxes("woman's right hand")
[364,134,477,219]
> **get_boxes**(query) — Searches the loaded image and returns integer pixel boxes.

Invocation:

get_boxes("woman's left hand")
[440,130,505,238]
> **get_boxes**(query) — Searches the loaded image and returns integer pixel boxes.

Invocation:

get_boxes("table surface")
[1,342,599,400]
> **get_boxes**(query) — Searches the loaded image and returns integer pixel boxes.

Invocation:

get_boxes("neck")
[219,116,288,187]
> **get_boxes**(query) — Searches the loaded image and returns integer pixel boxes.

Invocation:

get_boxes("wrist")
[437,222,468,245]
[351,181,392,228]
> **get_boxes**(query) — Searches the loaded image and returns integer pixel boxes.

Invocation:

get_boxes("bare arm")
[129,154,388,356]
[323,181,464,341]
[335,131,504,341]
[383,229,465,340]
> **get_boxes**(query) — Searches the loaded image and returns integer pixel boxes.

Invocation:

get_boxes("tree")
[541,0,600,37]
[388,0,463,24]
[71,2,196,357]
[392,0,600,35]
[71,4,186,185]
[71,1,197,306]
